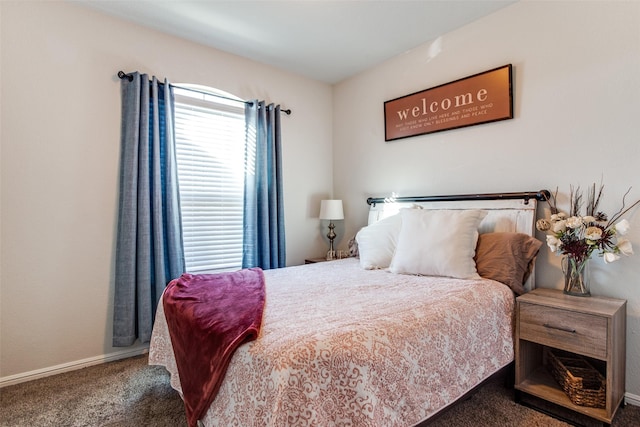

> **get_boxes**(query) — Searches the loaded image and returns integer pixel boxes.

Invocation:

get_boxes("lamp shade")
[319,200,344,220]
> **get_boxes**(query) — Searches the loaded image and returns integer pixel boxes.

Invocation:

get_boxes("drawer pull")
[543,323,576,333]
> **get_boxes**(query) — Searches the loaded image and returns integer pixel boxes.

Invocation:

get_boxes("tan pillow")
[474,232,542,295]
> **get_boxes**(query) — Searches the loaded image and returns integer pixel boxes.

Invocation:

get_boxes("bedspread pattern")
[150,259,515,427]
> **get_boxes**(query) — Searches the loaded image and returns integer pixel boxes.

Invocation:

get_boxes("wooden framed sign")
[384,64,513,141]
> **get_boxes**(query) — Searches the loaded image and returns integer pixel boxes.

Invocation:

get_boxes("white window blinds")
[174,88,246,273]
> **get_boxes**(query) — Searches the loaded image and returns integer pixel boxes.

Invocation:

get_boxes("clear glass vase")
[562,256,591,297]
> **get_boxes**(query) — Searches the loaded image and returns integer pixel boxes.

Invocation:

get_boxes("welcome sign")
[384,65,513,141]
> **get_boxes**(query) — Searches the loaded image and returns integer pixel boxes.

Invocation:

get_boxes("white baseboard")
[626,391,640,407]
[0,347,149,388]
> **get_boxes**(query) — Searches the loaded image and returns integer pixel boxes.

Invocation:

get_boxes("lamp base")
[326,222,337,260]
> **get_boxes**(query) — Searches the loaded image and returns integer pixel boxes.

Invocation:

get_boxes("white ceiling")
[75,0,517,84]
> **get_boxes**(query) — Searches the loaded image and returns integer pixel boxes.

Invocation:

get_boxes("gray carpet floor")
[1,355,638,426]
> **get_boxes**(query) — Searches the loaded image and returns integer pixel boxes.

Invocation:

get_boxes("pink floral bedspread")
[149,258,515,427]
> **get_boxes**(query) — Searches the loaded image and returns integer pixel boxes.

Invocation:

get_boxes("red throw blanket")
[163,268,266,427]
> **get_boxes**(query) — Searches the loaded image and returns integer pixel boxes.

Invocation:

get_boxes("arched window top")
[174,84,245,111]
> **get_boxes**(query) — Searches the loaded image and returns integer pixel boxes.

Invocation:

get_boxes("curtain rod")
[117,71,291,115]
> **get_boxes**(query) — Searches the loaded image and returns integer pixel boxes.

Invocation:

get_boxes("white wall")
[333,1,640,398]
[0,1,333,380]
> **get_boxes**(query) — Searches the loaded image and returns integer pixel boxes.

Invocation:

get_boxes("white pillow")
[355,213,402,269]
[389,209,487,279]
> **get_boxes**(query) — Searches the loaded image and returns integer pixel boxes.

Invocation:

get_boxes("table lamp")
[319,199,344,260]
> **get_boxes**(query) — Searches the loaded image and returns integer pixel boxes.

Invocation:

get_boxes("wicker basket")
[546,349,606,408]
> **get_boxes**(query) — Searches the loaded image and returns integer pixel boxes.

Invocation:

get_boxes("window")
[174,86,246,273]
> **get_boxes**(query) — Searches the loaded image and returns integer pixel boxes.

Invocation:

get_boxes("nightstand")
[304,257,329,264]
[515,288,626,425]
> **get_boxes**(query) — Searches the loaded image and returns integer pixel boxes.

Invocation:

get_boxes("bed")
[149,190,549,427]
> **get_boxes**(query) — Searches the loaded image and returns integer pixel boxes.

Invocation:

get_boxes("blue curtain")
[242,101,286,269]
[113,73,185,347]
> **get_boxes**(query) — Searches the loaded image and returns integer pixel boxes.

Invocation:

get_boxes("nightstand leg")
[504,362,515,389]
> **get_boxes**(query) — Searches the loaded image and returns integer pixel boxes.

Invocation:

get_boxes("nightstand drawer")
[519,302,607,359]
